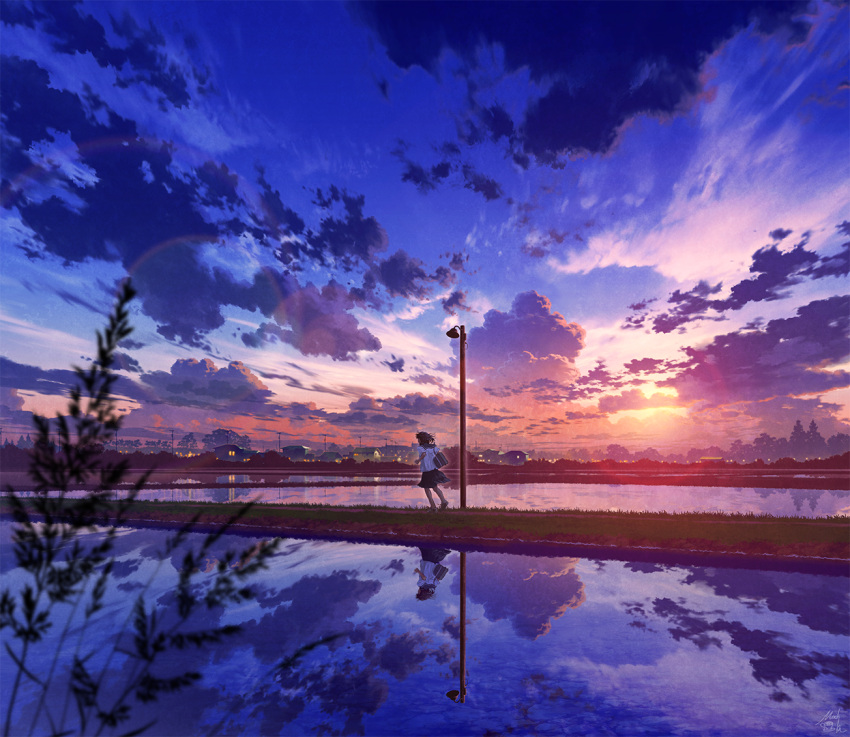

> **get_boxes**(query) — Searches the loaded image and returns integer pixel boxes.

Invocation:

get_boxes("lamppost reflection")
[446,550,467,704]
[414,545,467,703]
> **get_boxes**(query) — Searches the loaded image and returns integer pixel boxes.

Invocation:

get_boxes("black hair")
[416,431,435,446]
[416,584,436,601]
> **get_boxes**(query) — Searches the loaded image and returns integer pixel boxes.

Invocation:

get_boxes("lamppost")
[446,325,467,509]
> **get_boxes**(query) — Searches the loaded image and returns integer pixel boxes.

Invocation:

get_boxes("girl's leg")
[433,485,448,506]
[423,487,437,509]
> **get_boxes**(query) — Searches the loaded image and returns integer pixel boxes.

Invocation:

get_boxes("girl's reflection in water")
[414,546,451,600]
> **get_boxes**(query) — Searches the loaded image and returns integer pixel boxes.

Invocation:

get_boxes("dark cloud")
[468,291,585,369]
[327,392,507,427]
[651,280,726,334]
[563,360,630,401]
[0,356,101,398]
[374,249,454,300]
[141,358,274,408]
[665,295,850,406]
[650,233,848,333]
[463,292,585,402]
[382,355,405,373]
[405,372,444,387]
[1,9,445,359]
[241,281,382,361]
[354,1,811,166]
[306,186,388,270]
[521,228,568,259]
[114,351,143,373]
[648,596,848,700]
[461,165,503,201]
[769,227,793,241]
[624,358,666,374]
[562,409,606,421]
[442,290,471,315]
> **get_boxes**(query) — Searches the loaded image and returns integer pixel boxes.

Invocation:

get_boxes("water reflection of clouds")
[2,522,846,736]
[456,554,585,640]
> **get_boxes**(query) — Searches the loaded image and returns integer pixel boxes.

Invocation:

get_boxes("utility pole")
[446,325,467,508]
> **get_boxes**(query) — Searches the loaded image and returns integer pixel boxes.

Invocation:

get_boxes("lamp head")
[446,327,460,339]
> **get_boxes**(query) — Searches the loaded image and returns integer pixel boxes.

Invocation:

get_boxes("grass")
[4,498,847,562]
[6,498,841,561]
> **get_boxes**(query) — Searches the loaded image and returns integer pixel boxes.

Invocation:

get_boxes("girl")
[415,431,450,511]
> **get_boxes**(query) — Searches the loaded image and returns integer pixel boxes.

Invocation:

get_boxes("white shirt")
[419,446,440,471]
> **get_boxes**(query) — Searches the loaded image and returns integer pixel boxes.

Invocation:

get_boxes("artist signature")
[817,708,847,734]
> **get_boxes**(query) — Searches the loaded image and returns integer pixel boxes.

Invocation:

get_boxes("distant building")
[215,444,257,462]
[352,447,382,463]
[502,450,528,466]
[473,449,527,465]
[381,445,419,463]
[319,451,343,463]
[475,449,503,464]
[281,445,310,461]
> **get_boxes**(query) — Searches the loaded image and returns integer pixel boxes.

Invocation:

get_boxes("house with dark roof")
[214,444,257,462]
[281,445,310,461]
[351,447,382,463]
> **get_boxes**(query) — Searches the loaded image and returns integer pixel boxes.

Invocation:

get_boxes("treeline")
[567,420,849,465]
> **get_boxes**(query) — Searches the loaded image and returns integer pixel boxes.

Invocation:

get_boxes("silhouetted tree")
[805,420,827,459]
[177,432,199,451]
[788,419,808,460]
[827,432,850,456]
[202,428,251,451]
[753,432,780,463]
[605,444,631,462]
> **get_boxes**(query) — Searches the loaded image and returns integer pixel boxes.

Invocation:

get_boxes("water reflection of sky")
[2,522,846,737]
[22,482,845,517]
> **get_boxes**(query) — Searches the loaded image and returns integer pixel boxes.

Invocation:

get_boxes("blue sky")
[1,0,848,454]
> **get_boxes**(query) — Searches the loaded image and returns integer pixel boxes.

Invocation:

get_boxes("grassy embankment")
[45,499,850,564]
[4,496,848,568]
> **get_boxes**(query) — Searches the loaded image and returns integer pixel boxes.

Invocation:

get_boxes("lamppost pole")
[446,325,467,509]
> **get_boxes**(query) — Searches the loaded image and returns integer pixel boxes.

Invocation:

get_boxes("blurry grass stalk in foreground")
[0,281,279,737]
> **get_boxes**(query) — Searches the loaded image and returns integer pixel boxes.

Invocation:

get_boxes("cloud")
[468,291,585,370]
[458,555,585,640]
[382,355,405,373]
[141,358,274,408]
[305,186,388,270]
[0,356,83,398]
[241,281,382,361]
[1,9,447,359]
[442,290,471,315]
[371,249,455,301]
[598,389,679,414]
[664,295,850,406]
[461,292,586,408]
[647,596,845,699]
[354,1,811,167]
[649,232,848,333]
[328,392,507,428]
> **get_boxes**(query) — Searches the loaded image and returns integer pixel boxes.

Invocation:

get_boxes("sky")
[0,0,848,455]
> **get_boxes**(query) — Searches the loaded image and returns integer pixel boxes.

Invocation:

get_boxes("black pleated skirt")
[417,469,450,488]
